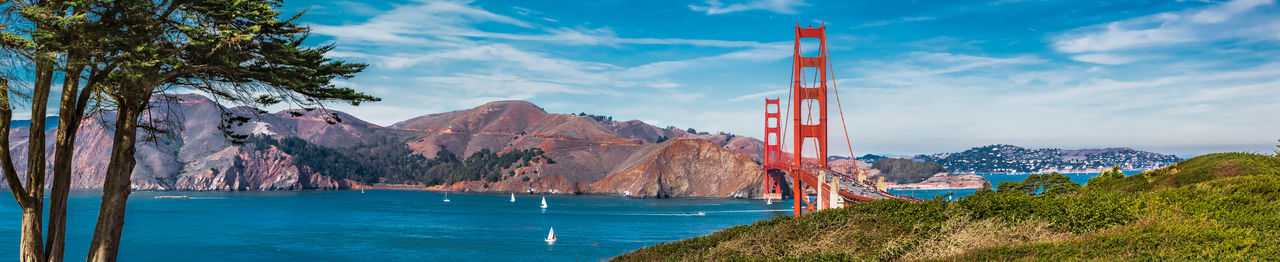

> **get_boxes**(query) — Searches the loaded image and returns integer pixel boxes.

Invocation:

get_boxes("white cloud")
[725,89,787,103]
[649,82,681,89]
[1052,0,1278,53]
[309,0,535,46]
[838,48,1280,155]
[310,1,776,50]
[1190,0,1272,24]
[688,0,807,15]
[853,16,937,29]
[1069,53,1139,65]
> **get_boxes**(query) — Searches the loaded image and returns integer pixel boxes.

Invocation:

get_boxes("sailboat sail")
[540,197,548,209]
[545,227,556,243]
[510,193,516,202]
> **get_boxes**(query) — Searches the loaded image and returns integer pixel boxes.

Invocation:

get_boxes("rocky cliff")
[590,138,763,198]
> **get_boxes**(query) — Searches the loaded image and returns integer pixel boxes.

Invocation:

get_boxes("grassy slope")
[615,153,1280,261]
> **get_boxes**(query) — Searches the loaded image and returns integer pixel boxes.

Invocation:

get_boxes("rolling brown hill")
[389,100,765,197]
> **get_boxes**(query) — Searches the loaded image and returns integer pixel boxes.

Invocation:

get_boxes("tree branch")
[0,78,30,208]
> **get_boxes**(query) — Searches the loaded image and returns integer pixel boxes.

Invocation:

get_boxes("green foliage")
[615,199,952,261]
[958,189,1138,233]
[686,127,697,134]
[952,155,1280,260]
[871,158,948,184]
[1274,139,1279,157]
[575,112,612,122]
[621,153,1280,261]
[856,154,888,163]
[247,135,547,185]
[1087,152,1280,193]
[995,173,1081,197]
[1087,165,1126,186]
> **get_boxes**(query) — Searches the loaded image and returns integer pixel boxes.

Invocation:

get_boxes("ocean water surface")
[1,172,1142,260]
[1,190,787,261]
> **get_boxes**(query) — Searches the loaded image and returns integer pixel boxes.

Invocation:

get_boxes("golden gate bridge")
[762,24,922,216]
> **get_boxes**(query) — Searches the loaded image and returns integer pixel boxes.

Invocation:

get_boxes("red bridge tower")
[763,99,783,200]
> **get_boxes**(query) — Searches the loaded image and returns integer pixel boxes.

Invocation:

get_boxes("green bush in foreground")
[615,153,1280,261]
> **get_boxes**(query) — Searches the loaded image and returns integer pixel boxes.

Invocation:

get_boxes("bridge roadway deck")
[787,167,923,203]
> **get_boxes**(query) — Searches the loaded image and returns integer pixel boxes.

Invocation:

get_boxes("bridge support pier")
[818,171,828,210]
[829,174,844,208]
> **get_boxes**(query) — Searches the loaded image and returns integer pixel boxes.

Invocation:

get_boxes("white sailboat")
[766,198,773,205]
[443,192,451,203]
[540,196,548,209]
[510,193,516,202]
[544,227,556,244]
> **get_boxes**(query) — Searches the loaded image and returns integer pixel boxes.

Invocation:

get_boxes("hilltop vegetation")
[616,152,1280,261]
[871,158,948,184]
[247,135,548,186]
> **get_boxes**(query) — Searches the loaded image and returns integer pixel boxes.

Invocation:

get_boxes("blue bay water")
[1,190,787,261]
[1,171,1141,260]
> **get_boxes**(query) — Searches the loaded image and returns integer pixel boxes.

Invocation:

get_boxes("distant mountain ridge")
[913,144,1180,174]
[2,94,767,198]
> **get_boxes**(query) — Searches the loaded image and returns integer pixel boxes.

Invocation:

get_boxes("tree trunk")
[46,71,87,262]
[86,102,141,262]
[19,208,45,262]
[14,59,54,262]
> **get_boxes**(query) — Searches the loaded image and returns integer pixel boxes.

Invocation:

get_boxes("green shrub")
[619,152,1280,261]
[995,173,1081,197]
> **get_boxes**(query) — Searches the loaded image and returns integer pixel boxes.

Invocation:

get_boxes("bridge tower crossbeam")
[790,24,829,216]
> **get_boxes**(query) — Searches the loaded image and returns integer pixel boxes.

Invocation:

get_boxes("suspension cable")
[826,45,858,174]
[781,51,794,164]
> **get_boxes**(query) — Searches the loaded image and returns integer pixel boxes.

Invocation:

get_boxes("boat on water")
[443,192,451,203]
[540,196,547,209]
[155,195,189,199]
[766,198,772,205]
[510,193,515,202]
[544,227,556,244]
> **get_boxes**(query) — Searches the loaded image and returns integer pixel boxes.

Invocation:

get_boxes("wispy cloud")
[853,16,936,29]
[725,89,787,103]
[688,0,807,15]
[272,0,1280,157]
[1068,53,1139,65]
[302,0,796,129]
[840,48,1280,155]
[1052,0,1278,54]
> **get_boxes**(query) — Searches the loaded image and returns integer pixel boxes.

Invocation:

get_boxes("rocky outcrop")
[590,138,763,198]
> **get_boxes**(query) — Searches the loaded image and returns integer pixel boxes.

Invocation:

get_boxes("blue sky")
[269,0,1280,157]
[15,0,1276,157]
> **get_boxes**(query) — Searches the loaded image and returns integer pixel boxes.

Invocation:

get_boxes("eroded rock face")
[590,138,764,198]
